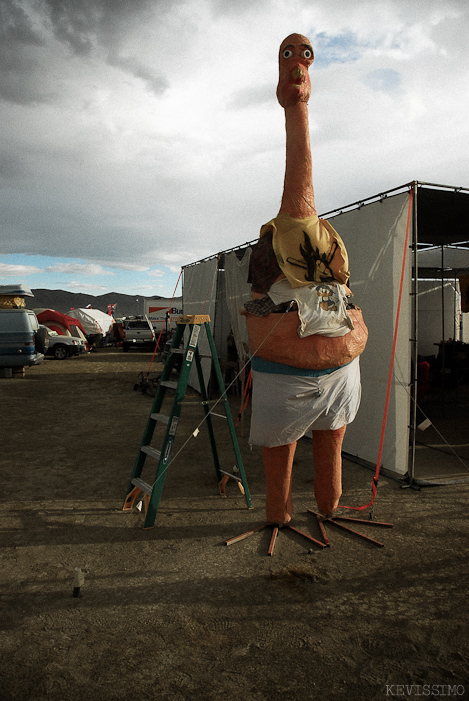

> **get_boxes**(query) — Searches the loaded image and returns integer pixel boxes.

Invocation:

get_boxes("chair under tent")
[181,181,469,488]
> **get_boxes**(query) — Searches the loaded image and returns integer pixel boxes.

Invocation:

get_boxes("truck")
[121,317,156,352]
[120,298,183,352]
[143,297,183,335]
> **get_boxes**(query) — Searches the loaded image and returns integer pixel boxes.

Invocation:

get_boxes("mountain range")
[30,289,163,318]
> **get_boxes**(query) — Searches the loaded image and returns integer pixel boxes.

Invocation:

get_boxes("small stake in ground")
[308,509,393,547]
[224,522,328,556]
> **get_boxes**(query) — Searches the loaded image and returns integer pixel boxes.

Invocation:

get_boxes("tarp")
[224,249,252,362]
[417,281,460,356]
[183,258,218,391]
[0,284,34,309]
[67,308,114,335]
[36,309,87,338]
[327,192,412,475]
[0,284,33,297]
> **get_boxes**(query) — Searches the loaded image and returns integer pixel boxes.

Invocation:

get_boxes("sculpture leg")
[262,442,297,525]
[312,426,346,516]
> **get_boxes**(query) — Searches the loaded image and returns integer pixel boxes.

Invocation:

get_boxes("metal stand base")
[224,522,328,556]
[307,509,393,547]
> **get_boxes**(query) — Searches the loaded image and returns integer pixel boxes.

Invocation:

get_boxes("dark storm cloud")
[43,0,182,55]
[1,0,468,291]
[107,52,169,95]
[0,149,26,179]
[0,0,47,104]
[44,0,174,94]
[0,0,43,45]
[0,0,173,105]
[44,0,154,55]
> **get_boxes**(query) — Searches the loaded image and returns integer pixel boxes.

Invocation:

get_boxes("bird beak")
[292,66,304,83]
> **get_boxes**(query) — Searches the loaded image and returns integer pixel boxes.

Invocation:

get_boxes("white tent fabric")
[328,192,412,476]
[418,246,469,270]
[182,194,413,476]
[183,258,218,391]
[67,308,114,335]
[224,249,252,362]
[417,281,460,356]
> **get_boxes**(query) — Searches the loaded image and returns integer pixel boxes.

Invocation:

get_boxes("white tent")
[67,308,114,336]
[182,182,469,482]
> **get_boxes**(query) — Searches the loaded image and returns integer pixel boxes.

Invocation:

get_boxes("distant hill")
[31,289,163,318]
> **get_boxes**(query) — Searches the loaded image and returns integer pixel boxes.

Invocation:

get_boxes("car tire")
[35,326,49,354]
[53,345,68,360]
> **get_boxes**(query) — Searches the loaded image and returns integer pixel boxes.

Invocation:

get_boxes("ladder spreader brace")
[122,314,253,528]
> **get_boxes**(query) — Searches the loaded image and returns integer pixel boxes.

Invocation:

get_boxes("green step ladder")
[123,314,253,528]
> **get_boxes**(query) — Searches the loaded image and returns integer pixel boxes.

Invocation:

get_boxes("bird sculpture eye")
[301,49,312,59]
[282,49,293,58]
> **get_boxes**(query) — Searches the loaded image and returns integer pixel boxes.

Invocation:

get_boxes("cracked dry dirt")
[1,349,467,701]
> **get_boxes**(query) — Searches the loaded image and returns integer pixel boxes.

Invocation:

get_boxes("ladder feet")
[218,474,248,498]
[122,486,142,511]
[218,474,229,497]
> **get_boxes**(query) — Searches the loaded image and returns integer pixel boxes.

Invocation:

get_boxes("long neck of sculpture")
[278,101,317,219]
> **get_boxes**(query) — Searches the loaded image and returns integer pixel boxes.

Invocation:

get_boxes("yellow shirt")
[260,212,350,288]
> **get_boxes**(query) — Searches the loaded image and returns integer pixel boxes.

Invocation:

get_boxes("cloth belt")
[251,356,343,376]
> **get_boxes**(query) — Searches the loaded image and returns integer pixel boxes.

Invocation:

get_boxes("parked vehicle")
[44,329,87,360]
[36,309,91,352]
[121,317,158,352]
[143,297,183,335]
[0,308,48,368]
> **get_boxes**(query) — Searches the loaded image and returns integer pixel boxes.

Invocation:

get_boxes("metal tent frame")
[182,180,469,487]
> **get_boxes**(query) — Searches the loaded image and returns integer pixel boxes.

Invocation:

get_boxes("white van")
[0,308,48,368]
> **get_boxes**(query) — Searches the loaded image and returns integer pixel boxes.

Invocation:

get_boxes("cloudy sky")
[1,0,468,299]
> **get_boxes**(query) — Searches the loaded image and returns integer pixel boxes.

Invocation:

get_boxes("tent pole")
[409,182,419,485]
[240,371,245,437]
[440,246,447,415]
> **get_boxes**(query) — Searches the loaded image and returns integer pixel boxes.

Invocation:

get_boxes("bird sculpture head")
[276,33,314,108]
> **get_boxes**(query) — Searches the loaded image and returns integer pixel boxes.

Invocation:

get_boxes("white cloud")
[46,262,114,276]
[65,280,109,292]
[0,262,42,277]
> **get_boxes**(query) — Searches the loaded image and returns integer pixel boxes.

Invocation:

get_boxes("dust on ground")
[1,349,467,701]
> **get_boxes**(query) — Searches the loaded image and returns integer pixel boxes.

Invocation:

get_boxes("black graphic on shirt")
[286,231,338,283]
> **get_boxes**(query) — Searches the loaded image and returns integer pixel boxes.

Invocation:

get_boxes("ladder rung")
[150,412,170,424]
[171,348,184,354]
[160,380,179,390]
[141,445,162,460]
[131,477,153,495]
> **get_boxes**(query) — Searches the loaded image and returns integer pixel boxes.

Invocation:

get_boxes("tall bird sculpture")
[244,34,368,524]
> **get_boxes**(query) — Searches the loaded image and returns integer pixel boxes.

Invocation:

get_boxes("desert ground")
[1,348,467,701]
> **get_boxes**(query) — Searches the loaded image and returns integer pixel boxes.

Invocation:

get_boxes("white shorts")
[249,357,361,447]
